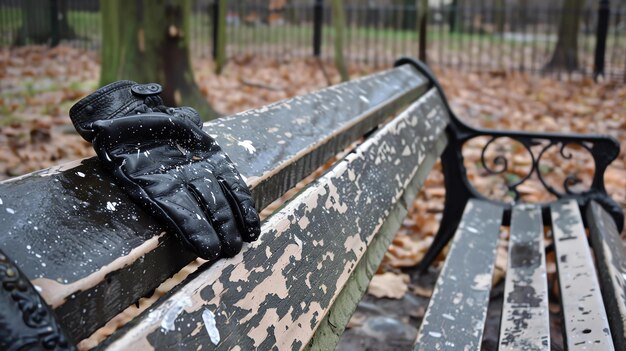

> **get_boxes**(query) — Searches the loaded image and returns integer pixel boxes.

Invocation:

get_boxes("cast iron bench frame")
[0,58,624,350]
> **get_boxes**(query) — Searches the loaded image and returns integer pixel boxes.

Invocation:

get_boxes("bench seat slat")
[414,199,503,351]
[0,65,429,341]
[551,200,614,350]
[499,204,550,350]
[586,201,626,350]
[99,89,450,350]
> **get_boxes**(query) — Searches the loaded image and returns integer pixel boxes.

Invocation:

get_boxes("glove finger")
[188,174,243,258]
[134,174,223,260]
[215,171,261,242]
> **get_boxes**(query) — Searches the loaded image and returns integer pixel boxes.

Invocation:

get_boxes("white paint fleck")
[472,273,492,291]
[442,313,455,321]
[429,331,442,338]
[452,292,463,304]
[401,145,412,156]
[466,226,479,234]
[6,208,15,214]
[265,246,272,258]
[202,308,220,345]
[294,235,303,248]
[237,140,256,154]
[161,297,192,332]
[76,172,85,178]
[0,197,3,205]
[106,202,118,211]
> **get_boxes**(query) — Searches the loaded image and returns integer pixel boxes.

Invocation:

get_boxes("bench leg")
[416,142,473,271]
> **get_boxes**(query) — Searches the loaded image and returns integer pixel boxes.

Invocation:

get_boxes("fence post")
[213,0,227,74]
[593,0,610,80]
[49,0,60,47]
[418,0,427,63]
[313,0,323,57]
[212,0,219,60]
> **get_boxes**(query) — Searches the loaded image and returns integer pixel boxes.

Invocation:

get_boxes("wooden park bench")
[0,58,624,350]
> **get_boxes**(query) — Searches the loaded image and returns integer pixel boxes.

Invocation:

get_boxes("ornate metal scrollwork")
[0,250,76,351]
[395,57,624,271]
[478,135,538,201]
[476,136,606,203]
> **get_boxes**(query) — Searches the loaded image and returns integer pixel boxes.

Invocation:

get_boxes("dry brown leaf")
[385,236,433,268]
[367,272,409,299]
[413,285,433,298]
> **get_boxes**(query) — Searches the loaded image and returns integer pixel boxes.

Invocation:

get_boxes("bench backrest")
[0,64,441,347]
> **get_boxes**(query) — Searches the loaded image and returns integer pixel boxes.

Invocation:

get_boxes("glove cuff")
[69,80,164,141]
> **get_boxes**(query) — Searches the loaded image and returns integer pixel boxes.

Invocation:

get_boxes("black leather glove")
[69,81,260,260]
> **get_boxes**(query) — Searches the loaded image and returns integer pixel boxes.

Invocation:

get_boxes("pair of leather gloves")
[69,81,260,260]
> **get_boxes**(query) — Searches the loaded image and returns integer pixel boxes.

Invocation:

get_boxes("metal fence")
[1,0,626,81]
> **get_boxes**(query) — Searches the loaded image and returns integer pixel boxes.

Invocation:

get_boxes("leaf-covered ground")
[1,46,625,349]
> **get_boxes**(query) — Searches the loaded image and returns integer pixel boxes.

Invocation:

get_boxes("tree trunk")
[100,0,218,120]
[331,0,349,82]
[543,0,584,73]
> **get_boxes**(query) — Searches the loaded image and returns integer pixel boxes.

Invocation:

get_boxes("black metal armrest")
[395,57,624,270]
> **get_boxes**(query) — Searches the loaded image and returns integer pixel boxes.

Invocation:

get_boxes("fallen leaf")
[367,272,408,299]
[413,285,433,298]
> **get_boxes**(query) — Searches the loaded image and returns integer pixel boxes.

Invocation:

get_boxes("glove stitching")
[72,83,135,115]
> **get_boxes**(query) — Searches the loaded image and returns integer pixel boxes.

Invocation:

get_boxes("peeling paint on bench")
[586,201,626,351]
[414,199,503,351]
[551,200,613,350]
[0,65,430,341]
[100,88,449,350]
[499,204,550,350]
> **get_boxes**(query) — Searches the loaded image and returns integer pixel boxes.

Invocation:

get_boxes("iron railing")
[1,0,625,81]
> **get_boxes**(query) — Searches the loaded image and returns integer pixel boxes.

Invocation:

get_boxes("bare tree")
[543,0,584,73]
[100,0,218,120]
[331,0,350,82]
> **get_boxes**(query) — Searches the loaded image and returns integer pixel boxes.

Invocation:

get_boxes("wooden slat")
[586,201,626,351]
[99,87,450,350]
[499,204,550,350]
[0,65,431,341]
[305,134,448,351]
[551,200,614,350]
[414,199,503,351]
